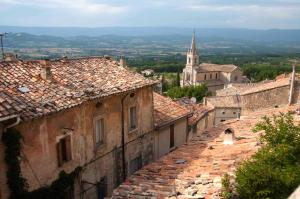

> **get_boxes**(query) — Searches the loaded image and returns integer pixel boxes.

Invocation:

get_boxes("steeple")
[190,30,197,55]
[186,31,199,67]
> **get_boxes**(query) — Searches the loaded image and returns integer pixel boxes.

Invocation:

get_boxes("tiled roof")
[112,106,297,199]
[216,77,291,97]
[196,63,239,73]
[153,93,191,127]
[176,97,214,125]
[206,95,241,108]
[0,57,156,121]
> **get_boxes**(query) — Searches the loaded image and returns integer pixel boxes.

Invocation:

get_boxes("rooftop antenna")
[0,32,8,59]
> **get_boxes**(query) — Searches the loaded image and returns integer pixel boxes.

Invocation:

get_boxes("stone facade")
[0,86,154,198]
[181,33,246,95]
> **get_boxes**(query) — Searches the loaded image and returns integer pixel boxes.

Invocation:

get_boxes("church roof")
[0,56,156,121]
[196,63,239,73]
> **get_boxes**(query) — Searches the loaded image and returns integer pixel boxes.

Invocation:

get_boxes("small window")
[233,112,236,114]
[57,135,72,166]
[170,124,175,148]
[204,74,207,80]
[194,58,197,64]
[234,76,238,81]
[210,74,212,79]
[95,118,104,145]
[188,57,191,64]
[222,111,226,114]
[221,119,226,122]
[129,106,137,131]
[215,73,218,79]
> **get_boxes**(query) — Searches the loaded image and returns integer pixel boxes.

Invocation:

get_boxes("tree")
[235,113,300,199]
[176,71,181,87]
[166,84,208,102]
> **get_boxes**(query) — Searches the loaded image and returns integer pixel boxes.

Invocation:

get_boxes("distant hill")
[1,26,300,42]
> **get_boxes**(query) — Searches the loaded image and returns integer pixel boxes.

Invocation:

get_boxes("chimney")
[4,53,18,62]
[40,59,52,80]
[119,56,127,67]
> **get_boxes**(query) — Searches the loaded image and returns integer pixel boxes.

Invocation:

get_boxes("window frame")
[56,134,72,167]
[129,105,138,132]
[170,124,175,149]
[94,115,105,147]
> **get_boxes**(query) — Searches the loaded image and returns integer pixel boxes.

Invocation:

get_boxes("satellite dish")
[190,97,197,103]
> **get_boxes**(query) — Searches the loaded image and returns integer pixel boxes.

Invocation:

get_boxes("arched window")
[204,74,206,80]
[215,73,218,79]
[234,76,238,81]
[210,74,212,79]
[188,57,191,64]
[194,58,197,64]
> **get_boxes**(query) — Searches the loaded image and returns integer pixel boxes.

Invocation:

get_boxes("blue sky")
[0,0,300,29]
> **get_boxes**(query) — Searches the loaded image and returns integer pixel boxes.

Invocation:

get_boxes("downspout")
[288,64,296,105]
[121,93,130,181]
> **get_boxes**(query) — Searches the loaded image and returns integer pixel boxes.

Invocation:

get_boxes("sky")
[0,0,300,29]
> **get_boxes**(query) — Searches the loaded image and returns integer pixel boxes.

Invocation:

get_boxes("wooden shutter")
[57,141,63,166]
[65,136,72,161]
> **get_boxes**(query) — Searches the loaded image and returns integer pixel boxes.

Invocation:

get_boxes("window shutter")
[65,136,72,161]
[57,142,63,166]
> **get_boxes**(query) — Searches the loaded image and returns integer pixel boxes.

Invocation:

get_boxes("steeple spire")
[190,30,197,54]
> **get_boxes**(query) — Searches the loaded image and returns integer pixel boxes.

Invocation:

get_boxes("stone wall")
[0,86,154,199]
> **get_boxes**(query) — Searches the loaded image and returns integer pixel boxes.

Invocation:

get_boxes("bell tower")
[182,31,199,86]
[186,31,199,68]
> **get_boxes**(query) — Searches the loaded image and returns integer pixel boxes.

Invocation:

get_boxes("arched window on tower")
[188,57,191,64]
[194,58,197,64]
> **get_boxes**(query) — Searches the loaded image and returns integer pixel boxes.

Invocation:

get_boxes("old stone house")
[0,56,157,199]
[181,33,249,95]
[153,93,191,159]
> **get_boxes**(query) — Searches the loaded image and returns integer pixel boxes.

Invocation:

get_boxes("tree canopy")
[235,113,300,199]
[166,84,209,102]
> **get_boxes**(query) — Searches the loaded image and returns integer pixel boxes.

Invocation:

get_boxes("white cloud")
[1,0,127,14]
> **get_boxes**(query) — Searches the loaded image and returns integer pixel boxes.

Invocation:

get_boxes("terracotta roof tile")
[196,63,239,73]
[153,93,190,127]
[112,106,297,199]
[0,57,156,121]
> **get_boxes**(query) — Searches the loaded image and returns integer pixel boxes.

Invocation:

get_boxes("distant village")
[0,33,299,199]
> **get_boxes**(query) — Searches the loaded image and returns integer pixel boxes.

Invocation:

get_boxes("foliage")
[221,173,234,199]
[235,113,300,199]
[2,128,28,199]
[166,84,208,102]
[2,128,82,199]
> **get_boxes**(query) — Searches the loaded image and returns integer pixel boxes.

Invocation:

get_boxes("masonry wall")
[241,85,290,114]
[215,108,241,125]
[0,86,154,199]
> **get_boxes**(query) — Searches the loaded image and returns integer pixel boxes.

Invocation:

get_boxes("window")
[234,76,238,81]
[210,74,212,79]
[204,74,207,80]
[130,155,142,174]
[170,124,175,148]
[194,58,197,64]
[222,111,226,115]
[221,119,226,122]
[129,106,137,131]
[188,57,191,64]
[97,177,107,199]
[95,118,104,145]
[233,112,236,114]
[57,135,72,166]
[215,73,218,79]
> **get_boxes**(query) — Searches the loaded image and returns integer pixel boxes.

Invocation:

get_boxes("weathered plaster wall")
[0,124,8,199]
[1,86,154,199]
[214,108,241,125]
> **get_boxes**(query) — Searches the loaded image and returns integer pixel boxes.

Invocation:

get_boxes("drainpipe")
[121,93,130,181]
[288,63,296,105]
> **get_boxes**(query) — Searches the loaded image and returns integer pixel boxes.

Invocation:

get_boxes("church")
[181,33,248,95]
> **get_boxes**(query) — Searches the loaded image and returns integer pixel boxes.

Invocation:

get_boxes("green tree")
[166,84,208,102]
[176,71,181,87]
[235,113,300,199]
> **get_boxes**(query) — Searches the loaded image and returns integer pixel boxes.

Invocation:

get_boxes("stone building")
[0,56,157,199]
[181,33,248,94]
[153,93,191,159]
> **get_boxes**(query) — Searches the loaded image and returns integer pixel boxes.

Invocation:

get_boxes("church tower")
[182,31,199,86]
